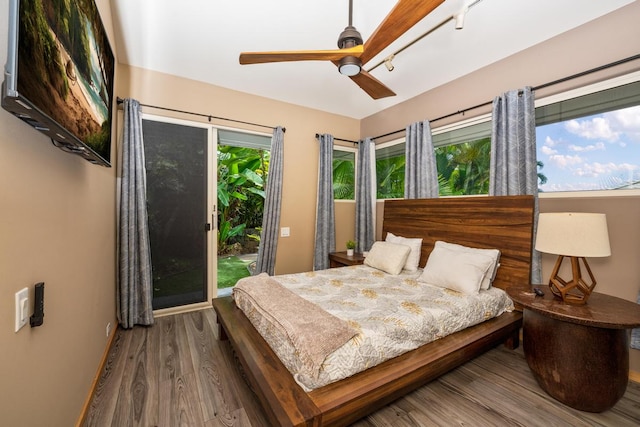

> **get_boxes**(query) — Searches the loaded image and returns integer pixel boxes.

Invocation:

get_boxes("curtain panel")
[313,134,336,270]
[489,87,542,283]
[405,120,439,199]
[256,126,285,275]
[355,137,376,253]
[117,98,154,328]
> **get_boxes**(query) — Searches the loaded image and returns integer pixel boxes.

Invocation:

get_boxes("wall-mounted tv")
[2,0,115,167]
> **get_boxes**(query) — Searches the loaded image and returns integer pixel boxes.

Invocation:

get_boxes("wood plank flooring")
[84,308,640,426]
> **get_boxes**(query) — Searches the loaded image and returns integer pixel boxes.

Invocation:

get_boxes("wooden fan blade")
[349,69,396,99]
[240,45,363,65]
[360,0,445,65]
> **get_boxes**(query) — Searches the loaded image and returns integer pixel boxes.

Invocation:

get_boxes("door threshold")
[153,301,212,318]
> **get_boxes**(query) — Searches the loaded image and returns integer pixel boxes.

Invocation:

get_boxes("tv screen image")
[2,0,115,166]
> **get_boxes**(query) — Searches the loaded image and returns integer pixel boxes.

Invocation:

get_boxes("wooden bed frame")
[212,195,534,426]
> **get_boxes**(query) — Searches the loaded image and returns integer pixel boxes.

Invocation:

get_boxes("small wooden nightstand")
[329,251,365,268]
[507,284,640,412]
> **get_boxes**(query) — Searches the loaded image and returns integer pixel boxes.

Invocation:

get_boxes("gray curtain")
[405,120,439,199]
[355,137,376,253]
[255,126,285,275]
[489,87,542,283]
[117,98,154,328]
[313,134,335,270]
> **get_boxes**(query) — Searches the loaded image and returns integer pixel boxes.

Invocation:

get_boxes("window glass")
[536,81,640,192]
[434,121,491,196]
[333,148,356,200]
[376,142,405,199]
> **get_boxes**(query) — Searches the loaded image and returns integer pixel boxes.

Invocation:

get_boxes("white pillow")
[385,232,423,272]
[434,241,501,290]
[418,244,496,294]
[364,241,411,275]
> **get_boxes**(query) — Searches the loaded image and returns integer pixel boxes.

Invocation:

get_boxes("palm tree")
[435,138,491,195]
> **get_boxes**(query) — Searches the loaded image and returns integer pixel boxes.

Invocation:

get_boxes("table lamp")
[535,212,611,305]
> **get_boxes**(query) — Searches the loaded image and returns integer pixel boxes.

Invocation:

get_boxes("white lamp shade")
[535,212,611,257]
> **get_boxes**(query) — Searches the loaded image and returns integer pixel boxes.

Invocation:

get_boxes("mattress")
[233,264,515,391]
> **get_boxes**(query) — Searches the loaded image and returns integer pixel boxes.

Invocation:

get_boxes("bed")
[212,195,534,426]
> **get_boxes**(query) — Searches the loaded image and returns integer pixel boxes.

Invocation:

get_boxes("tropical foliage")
[217,145,268,254]
[333,159,355,199]
[435,138,492,195]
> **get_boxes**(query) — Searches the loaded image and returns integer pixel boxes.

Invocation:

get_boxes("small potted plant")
[346,240,356,256]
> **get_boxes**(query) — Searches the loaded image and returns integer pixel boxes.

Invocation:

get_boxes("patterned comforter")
[233,264,515,391]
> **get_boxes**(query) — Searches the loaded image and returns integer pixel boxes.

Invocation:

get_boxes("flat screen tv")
[2,0,115,166]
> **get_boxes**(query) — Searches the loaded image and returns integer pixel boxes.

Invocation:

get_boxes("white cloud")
[604,105,640,142]
[541,145,557,155]
[574,161,638,178]
[544,135,558,147]
[546,154,583,168]
[565,117,619,142]
[568,142,605,152]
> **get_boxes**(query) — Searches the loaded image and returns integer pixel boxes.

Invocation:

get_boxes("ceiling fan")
[239,0,445,99]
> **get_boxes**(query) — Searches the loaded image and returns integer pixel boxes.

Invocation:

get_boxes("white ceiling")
[111,0,634,119]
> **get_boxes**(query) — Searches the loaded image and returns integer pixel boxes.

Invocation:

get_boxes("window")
[333,146,356,200]
[433,119,492,196]
[535,79,640,192]
[374,118,492,199]
[375,141,405,199]
[370,73,640,198]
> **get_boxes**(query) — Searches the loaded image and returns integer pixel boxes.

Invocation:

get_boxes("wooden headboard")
[382,195,534,290]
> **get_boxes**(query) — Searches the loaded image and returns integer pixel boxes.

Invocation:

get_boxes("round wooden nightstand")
[507,284,640,412]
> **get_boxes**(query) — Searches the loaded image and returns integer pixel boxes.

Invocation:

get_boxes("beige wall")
[0,1,118,425]
[363,2,640,373]
[335,201,356,251]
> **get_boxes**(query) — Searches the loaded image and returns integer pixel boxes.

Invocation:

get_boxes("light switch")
[15,287,29,332]
[280,227,290,237]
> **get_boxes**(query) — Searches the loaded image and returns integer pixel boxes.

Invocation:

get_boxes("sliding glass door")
[142,116,216,310]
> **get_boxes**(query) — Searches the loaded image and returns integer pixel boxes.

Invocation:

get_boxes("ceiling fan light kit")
[337,23,363,76]
[339,56,362,76]
[238,0,446,99]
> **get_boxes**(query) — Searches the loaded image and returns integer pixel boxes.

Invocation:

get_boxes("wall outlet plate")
[15,287,29,332]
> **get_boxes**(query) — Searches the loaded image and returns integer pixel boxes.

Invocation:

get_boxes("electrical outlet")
[106,322,112,338]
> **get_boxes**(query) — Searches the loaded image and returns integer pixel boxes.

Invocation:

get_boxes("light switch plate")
[15,287,29,332]
[280,227,290,237]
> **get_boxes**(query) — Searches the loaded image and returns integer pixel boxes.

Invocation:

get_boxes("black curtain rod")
[369,53,640,141]
[315,133,358,144]
[116,97,284,132]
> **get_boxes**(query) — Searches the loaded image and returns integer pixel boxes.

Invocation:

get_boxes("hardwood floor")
[84,308,640,426]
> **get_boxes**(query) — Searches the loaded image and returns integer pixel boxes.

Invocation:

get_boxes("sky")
[536,105,640,192]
